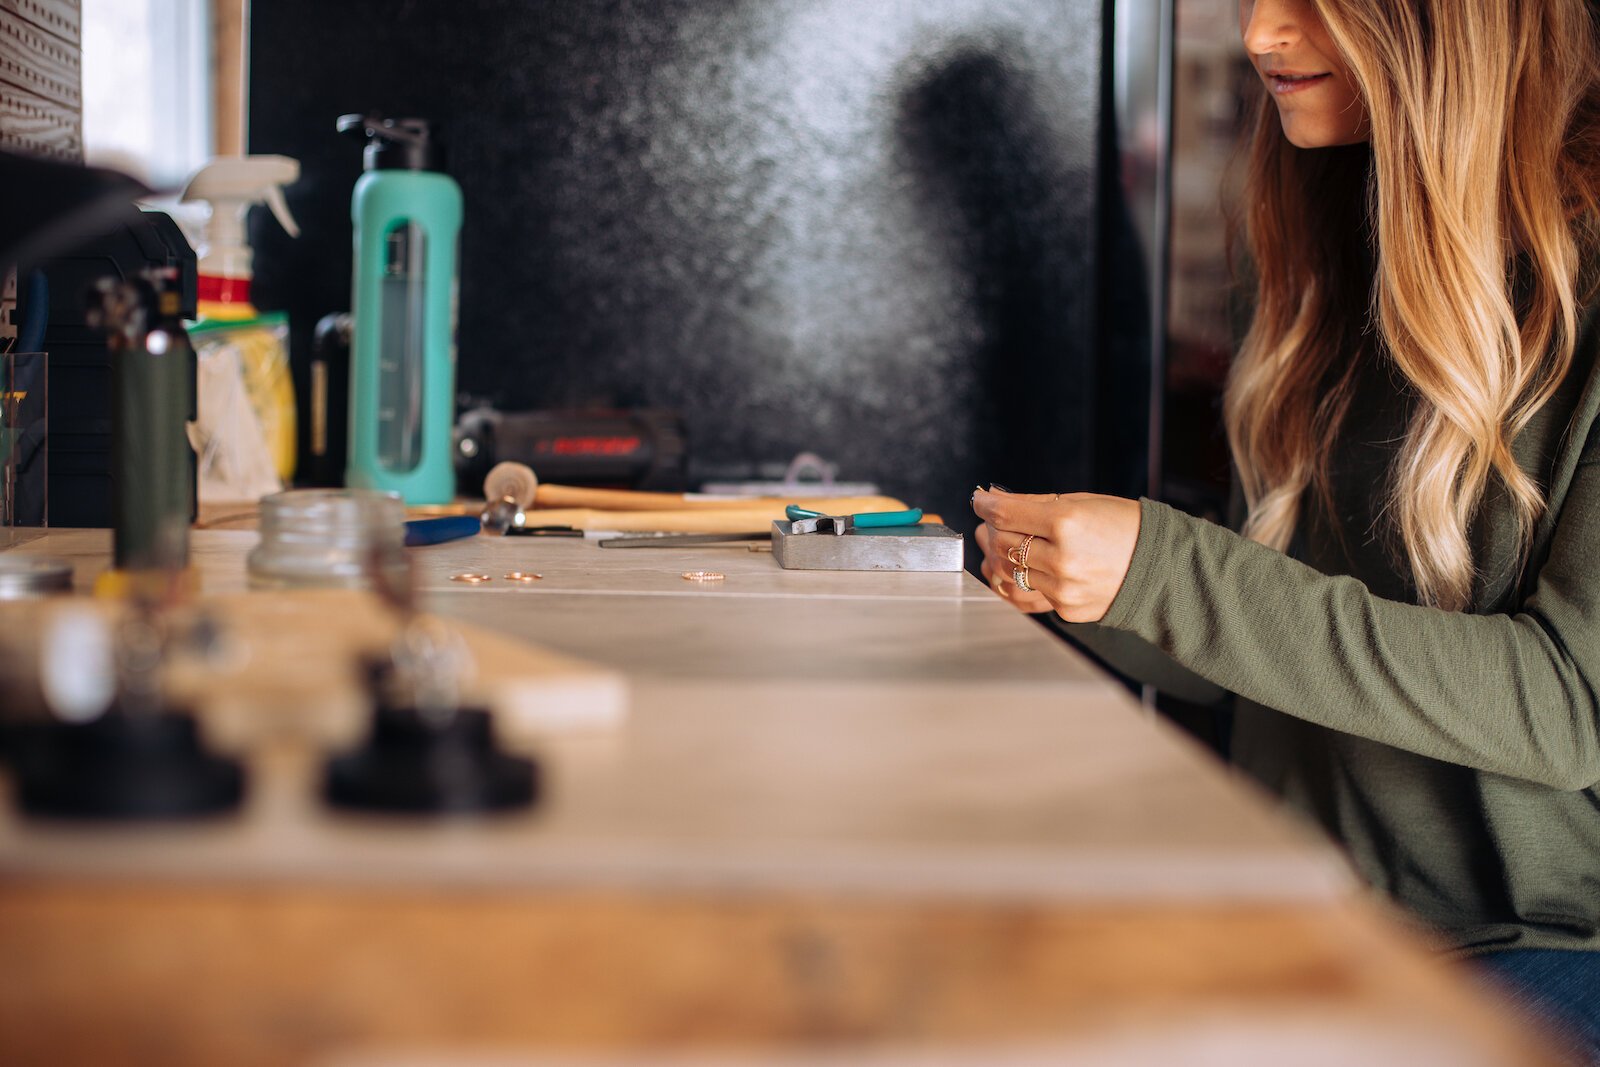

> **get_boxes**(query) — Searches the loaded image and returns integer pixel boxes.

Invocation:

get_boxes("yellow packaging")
[188,312,297,489]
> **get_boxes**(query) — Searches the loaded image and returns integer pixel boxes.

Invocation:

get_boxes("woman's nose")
[1241,0,1305,56]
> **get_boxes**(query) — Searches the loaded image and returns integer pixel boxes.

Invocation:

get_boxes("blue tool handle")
[853,508,923,528]
[404,515,482,546]
[783,505,924,527]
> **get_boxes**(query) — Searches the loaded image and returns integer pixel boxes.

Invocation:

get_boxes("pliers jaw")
[786,514,853,535]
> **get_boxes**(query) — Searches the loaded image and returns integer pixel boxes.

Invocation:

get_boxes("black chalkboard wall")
[248,0,1148,547]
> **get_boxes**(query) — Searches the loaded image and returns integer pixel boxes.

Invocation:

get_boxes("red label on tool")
[538,436,643,457]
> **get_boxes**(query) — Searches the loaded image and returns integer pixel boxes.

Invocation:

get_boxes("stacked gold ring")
[1012,534,1036,592]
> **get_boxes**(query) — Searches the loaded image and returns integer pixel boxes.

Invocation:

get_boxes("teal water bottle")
[339,114,462,504]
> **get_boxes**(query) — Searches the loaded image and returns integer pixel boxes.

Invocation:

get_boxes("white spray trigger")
[264,184,300,239]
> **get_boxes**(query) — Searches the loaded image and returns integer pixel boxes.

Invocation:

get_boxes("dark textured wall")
[249,0,1144,543]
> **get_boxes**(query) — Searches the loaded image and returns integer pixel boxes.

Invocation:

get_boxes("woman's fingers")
[974,497,1057,611]
[986,564,1053,612]
[977,527,1009,589]
[976,521,1053,610]
[972,489,1063,536]
[970,490,1143,623]
[988,528,1058,580]
[976,532,1054,611]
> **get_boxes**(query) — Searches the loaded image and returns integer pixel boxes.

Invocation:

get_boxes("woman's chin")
[1279,114,1370,149]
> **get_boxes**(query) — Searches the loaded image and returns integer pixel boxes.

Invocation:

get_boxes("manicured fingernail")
[989,483,1012,494]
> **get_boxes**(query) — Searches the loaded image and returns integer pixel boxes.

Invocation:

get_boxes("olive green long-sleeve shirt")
[1071,298,1600,954]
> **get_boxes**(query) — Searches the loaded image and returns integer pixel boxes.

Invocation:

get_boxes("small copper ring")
[504,572,542,583]
[450,573,492,584]
[682,571,725,582]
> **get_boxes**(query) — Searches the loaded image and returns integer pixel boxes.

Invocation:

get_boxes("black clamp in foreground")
[12,709,244,820]
[323,703,539,815]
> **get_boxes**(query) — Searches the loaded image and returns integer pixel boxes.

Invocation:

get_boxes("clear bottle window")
[377,220,428,474]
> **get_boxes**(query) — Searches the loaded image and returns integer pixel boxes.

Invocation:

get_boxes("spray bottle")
[180,155,301,497]
[338,114,463,505]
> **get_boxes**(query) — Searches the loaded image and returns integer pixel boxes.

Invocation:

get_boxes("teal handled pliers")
[784,505,924,535]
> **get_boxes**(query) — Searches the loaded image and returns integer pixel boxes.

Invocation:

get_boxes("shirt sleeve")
[1099,472,1600,790]
[1051,618,1232,707]
[1051,472,1245,708]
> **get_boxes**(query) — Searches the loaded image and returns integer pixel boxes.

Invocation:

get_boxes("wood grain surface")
[0,884,1561,1067]
[211,0,245,155]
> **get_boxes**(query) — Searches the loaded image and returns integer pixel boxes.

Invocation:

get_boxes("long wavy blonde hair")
[1224,0,1600,609]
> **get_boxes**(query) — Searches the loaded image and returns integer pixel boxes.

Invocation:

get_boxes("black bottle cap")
[336,113,445,172]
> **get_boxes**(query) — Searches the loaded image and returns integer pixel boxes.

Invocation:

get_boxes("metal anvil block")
[770,520,964,572]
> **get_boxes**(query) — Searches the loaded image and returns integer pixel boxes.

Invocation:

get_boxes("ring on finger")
[1006,545,1025,566]
[1013,534,1037,591]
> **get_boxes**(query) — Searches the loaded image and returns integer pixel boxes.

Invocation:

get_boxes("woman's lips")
[1267,71,1332,95]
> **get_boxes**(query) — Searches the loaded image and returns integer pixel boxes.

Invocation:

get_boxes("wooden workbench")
[0,530,1564,1066]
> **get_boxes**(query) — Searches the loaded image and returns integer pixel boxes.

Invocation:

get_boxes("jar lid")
[0,557,74,599]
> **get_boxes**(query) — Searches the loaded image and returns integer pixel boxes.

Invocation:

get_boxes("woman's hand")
[972,489,1142,623]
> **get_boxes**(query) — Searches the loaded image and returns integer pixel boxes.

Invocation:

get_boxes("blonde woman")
[974,0,1600,1055]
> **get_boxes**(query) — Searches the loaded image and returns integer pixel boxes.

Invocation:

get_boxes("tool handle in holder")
[86,269,195,572]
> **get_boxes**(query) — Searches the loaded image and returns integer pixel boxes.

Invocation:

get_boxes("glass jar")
[247,489,406,590]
